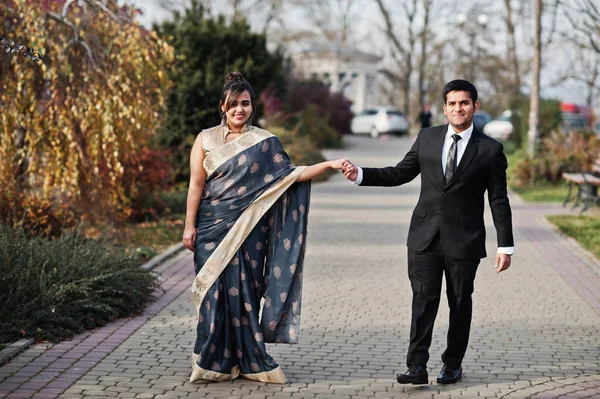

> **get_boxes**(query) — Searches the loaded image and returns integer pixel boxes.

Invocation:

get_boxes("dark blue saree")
[190,125,310,383]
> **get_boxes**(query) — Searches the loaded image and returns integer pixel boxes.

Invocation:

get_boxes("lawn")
[510,183,570,202]
[547,215,600,260]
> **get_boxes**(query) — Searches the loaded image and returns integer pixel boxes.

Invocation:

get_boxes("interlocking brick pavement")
[1,134,599,398]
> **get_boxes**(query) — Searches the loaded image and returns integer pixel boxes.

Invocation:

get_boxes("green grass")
[547,215,600,260]
[510,183,570,202]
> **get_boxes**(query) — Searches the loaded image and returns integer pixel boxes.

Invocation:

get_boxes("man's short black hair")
[442,79,478,103]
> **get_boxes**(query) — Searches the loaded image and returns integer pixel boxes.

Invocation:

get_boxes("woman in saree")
[182,72,347,384]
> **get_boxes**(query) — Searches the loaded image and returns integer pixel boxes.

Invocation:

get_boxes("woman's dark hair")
[442,79,478,103]
[220,72,255,120]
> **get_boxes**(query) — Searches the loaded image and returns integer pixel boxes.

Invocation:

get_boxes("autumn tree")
[0,0,174,223]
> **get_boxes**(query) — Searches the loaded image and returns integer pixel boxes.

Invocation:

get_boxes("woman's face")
[222,90,252,130]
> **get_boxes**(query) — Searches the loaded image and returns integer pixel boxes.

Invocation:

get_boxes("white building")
[291,43,383,113]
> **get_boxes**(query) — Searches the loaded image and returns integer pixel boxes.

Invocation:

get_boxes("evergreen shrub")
[0,227,159,343]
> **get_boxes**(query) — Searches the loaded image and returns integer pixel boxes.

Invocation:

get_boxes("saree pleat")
[190,126,310,384]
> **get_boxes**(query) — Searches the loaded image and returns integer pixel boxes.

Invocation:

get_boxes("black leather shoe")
[396,365,428,384]
[436,364,462,384]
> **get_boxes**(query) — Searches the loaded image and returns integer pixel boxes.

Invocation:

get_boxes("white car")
[483,110,514,141]
[351,107,409,138]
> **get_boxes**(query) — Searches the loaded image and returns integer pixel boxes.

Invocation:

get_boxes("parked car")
[350,107,409,138]
[473,111,492,131]
[483,110,514,141]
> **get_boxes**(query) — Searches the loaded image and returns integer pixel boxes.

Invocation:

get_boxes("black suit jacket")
[361,125,514,260]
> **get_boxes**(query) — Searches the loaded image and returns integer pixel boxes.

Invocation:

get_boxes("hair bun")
[224,72,245,86]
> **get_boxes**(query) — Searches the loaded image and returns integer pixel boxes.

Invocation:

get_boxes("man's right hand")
[342,158,358,181]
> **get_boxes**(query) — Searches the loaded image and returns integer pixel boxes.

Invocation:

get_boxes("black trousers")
[406,233,480,369]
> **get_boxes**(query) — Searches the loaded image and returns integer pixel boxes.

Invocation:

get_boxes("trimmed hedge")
[0,227,159,343]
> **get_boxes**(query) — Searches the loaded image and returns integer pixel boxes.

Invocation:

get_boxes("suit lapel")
[445,129,480,188]
[432,125,447,189]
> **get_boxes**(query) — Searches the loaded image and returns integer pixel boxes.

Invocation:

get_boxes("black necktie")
[445,134,462,183]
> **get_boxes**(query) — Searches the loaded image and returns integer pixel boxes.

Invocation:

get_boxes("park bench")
[562,154,600,213]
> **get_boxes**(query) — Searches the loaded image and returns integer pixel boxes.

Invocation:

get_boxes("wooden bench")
[562,156,600,212]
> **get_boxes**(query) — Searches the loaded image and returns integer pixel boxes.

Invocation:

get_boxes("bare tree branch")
[374,0,417,116]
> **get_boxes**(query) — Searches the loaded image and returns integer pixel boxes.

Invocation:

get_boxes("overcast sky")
[131,0,591,108]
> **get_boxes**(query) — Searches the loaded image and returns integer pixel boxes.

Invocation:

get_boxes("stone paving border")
[512,200,600,317]
[0,249,190,399]
[0,341,36,369]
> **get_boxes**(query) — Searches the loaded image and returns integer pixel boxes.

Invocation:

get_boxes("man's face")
[443,90,479,132]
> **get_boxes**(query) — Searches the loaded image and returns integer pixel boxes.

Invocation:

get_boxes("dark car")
[473,111,492,131]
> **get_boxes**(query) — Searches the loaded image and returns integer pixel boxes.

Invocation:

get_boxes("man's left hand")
[495,253,511,273]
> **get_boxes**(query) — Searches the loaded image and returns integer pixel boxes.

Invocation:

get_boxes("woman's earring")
[221,111,227,121]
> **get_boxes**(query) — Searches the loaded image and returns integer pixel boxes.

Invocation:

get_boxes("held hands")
[341,158,358,181]
[182,225,196,252]
[329,158,358,181]
[495,253,511,273]
[328,159,347,170]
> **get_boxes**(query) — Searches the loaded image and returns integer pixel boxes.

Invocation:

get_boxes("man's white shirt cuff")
[497,247,514,255]
[351,167,364,185]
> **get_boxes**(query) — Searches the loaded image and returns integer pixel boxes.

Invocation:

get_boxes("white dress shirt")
[351,123,514,256]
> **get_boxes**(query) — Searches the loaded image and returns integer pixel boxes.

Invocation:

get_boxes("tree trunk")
[417,0,432,108]
[505,0,522,146]
[527,0,542,157]
[505,0,521,93]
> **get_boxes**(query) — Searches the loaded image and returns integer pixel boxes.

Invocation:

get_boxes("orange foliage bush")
[512,131,600,187]
[123,147,174,222]
[0,191,79,238]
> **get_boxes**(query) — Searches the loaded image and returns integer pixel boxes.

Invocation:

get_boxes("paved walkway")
[1,135,600,398]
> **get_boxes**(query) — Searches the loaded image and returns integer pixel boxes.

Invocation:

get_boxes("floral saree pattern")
[190,125,310,384]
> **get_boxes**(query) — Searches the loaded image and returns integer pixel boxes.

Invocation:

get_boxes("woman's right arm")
[183,134,207,251]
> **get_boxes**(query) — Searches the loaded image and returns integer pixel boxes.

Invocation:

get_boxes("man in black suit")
[341,79,514,385]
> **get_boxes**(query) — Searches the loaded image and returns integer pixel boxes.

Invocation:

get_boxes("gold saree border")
[240,367,287,384]
[191,166,307,314]
[190,353,240,382]
[203,127,274,177]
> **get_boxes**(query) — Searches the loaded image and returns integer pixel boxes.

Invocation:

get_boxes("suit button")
[439,210,445,215]
[441,191,448,196]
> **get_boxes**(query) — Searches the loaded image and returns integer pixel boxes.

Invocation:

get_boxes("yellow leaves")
[1,0,174,221]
